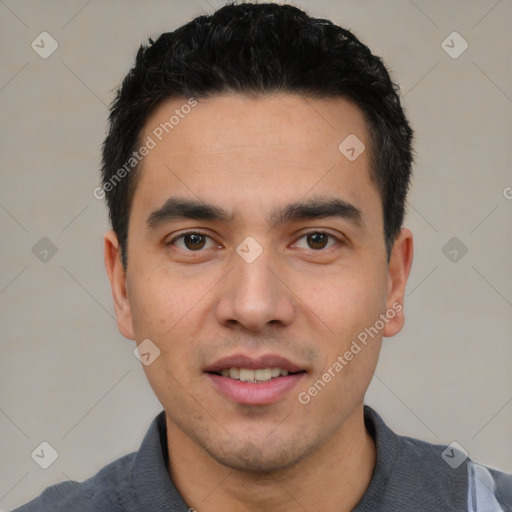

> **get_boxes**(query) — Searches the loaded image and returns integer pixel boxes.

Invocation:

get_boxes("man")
[14,2,511,511]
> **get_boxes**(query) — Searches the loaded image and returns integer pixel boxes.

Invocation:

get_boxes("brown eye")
[292,231,339,251]
[169,232,218,251]
[307,232,329,250]
[183,233,206,250]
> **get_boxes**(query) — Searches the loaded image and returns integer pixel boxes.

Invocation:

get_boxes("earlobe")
[104,230,135,340]
[383,228,414,338]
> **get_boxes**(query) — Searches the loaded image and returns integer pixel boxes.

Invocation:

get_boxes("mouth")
[204,354,308,405]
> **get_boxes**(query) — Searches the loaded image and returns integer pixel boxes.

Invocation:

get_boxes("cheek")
[128,271,203,405]
[127,274,171,332]
[301,263,388,339]
[126,267,209,376]
[127,264,196,331]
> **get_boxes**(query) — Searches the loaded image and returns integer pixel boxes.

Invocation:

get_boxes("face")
[105,93,412,473]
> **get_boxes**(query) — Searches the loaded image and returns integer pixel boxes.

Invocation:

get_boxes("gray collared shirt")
[12,406,512,511]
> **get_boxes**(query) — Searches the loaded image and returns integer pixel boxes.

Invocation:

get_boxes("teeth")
[217,367,293,382]
[239,369,255,382]
[229,368,240,379]
[271,368,281,378]
[255,368,271,381]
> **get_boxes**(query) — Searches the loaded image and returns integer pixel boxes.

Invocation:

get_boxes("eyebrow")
[270,197,363,227]
[147,198,232,227]
[146,196,363,229]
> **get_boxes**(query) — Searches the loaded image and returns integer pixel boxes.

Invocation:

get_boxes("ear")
[104,230,135,340]
[382,228,414,337]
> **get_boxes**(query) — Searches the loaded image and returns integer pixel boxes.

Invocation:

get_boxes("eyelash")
[167,230,343,251]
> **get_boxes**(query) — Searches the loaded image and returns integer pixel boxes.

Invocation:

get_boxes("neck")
[166,404,376,512]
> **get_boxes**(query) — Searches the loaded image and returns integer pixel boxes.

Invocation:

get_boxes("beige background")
[1,0,511,509]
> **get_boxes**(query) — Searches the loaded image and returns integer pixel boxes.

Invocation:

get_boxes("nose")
[214,244,295,333]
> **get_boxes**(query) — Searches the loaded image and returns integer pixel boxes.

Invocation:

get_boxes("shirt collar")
[133,410,190,511]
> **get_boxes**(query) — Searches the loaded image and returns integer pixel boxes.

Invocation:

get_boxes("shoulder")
[11,452,136,512]
[12,410,186,512]
[392,433,470,504]
[362,406,512,511]
[364,406,469,492]
[396,433,512,511]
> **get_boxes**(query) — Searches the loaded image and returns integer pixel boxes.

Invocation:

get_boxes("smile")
[204,354,308,405]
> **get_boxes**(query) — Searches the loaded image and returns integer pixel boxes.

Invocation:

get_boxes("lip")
[206,372,306,405]
[204,353,308,406]
[204,354,305,373]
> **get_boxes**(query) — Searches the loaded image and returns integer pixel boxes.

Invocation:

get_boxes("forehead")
[132,93,380,229]
[142,93,369,160]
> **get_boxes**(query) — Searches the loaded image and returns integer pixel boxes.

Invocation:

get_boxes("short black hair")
[101,2,413,267]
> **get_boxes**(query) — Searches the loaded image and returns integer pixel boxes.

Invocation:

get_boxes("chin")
[204,437,315,474]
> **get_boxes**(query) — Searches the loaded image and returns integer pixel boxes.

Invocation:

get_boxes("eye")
[168,232,220,251]
[292,231,340,251]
